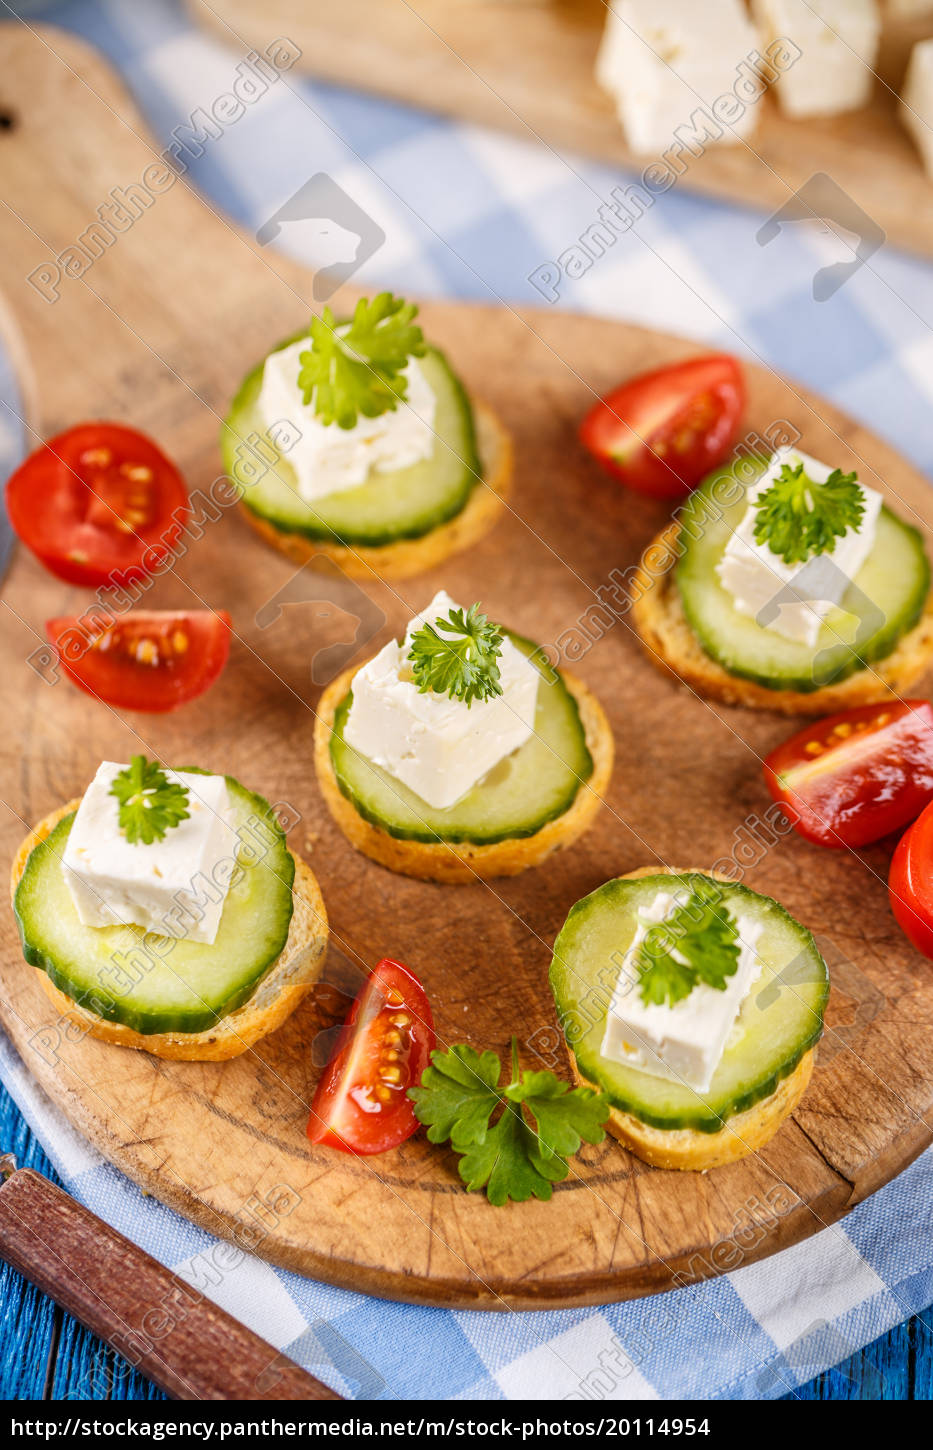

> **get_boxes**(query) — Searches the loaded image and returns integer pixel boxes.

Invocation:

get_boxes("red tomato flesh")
[764,700,933,850]
[890,801,933,959]
[7,422,189,588]
[579,354,745,499]
[47,609,231,713]
[307,958,435,1156]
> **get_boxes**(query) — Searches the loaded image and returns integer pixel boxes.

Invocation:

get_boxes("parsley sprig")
[408,602,504,707]
[110,756,190,846]
[298,292,426,429]
[636,879,740,1007]
[753,461,864,565]
[409,1039,608,1206]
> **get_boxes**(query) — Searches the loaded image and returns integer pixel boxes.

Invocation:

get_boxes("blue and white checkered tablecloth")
[3,0,933,1402]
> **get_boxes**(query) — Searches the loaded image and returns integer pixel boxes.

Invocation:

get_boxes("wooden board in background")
[0,23,932,1310]
[188,0,933,262]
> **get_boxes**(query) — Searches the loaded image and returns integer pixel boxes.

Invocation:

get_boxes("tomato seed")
[121,463,153,482]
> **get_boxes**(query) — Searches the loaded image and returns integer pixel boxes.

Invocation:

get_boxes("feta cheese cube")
[596,0,763,155]
[343,590,540,811]
[256,336,436,503]
[752,1,879,118]
[602,891,765,1094]
[716,448,882,648]
[901,40,933,179]
[62,763,239,945]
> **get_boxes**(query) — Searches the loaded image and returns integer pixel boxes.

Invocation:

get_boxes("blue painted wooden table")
[0,1080,929,1401]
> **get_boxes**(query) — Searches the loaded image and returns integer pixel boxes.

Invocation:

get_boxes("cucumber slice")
[222,338,482,546]
[329,633,593,844]
[676,462,930,692]
[14,778,295,1036]
[549,873,827,1133]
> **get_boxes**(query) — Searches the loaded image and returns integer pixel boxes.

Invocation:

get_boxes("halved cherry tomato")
[307,958,435,1156]
[764,700,933,850]
[579,354,745,499]
[7,422,189,588]
[890,801,933,958]
[47,609,231,713]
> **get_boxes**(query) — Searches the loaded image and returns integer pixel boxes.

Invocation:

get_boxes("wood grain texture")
[1,22,933,1311]
[0,1167,339,1400]
[187,0,933,262]
[1,1084,922,1400]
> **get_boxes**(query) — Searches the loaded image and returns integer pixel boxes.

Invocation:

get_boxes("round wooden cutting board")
[1,23,932,1311]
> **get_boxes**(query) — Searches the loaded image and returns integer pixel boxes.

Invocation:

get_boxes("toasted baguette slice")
[314,664,613,883]
[631,521,933,716]
[564,865,818,1170]
[10,801,328,1062]
[239,400,511,581]
[573,1051,814,1172]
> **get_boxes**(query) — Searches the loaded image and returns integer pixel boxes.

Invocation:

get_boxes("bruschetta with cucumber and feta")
[222,293,510,579]
[632,447,933,714]
[314,591,613,883]
[550,869,828,1170]
[11,758,328,1061]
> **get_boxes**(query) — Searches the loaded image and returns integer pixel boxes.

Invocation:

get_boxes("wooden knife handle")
[0,1165,341,1401]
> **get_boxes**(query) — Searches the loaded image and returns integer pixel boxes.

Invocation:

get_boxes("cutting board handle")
[0,1161,340,1401]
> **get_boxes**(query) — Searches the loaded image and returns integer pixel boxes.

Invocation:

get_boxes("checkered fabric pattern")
[2,0,933,1401]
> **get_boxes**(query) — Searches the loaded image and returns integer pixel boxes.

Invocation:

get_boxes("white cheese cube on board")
[752,1,880,118]
[602,891,765,1095]
[901,40,933,179]
[62,763,239,945]
[256,337,436,503]
[343,590,540,811]
[716,448,883,648]
[596,0,763,155]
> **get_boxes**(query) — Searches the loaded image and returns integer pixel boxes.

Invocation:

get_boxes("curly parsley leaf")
[407,602,504,708]
[753,461,864,565]
[408,1044,502,1150]
[637,879,740,1008]
[110,756,190,846]
[298,292,426,429]
[458,1104,565,1206]
[409,1039,609,1206]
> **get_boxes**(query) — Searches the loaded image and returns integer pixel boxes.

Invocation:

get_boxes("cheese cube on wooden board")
[751,0,880,118]
[596,0,763,155]
[901,39,933,178]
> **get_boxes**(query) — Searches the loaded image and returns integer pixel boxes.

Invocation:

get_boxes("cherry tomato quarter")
[764,701,933,850]
[890,801,933,959]
[579,354,745,499]
[47,609,231,713]
[307,958,435,1155]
